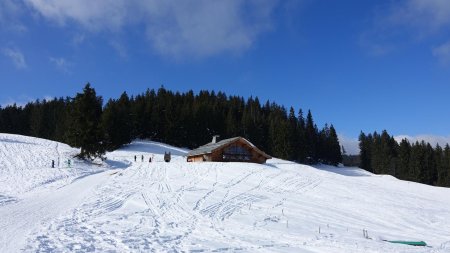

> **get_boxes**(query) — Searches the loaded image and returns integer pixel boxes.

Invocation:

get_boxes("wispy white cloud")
[71,33,85,46]
[109,40,128,59]
[388,0,450,63]
[2,47,27,69]
[394,134,450,147]
[140,0,277,59]
[23,0,278,59]
[24,0,129,31]
[49,57,71,73]
[358,31,394,57]
[363,0,450,60]
[432,40,450,65]
[386,0,450,34]
[0,0,27,33]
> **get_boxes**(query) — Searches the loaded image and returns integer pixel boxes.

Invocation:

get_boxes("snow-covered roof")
[187,136,271,158]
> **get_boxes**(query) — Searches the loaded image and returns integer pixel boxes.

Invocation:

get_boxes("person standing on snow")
[134,155,137,162]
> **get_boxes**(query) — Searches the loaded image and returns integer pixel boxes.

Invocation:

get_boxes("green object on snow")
[385,240,427,247]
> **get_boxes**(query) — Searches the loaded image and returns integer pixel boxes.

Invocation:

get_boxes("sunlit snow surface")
[1,134,450,252]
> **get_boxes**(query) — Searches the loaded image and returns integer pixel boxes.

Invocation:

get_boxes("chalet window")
[222,144,252,161]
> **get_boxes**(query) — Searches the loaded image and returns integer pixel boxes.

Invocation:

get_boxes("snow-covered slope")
[1,135,450,252]
[0,134,109,252]
[0,133,105,197]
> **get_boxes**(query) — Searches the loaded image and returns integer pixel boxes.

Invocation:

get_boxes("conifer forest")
[2,84,449,187]
[0,84,342,165]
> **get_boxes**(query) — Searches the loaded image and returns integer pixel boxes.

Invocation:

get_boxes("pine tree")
[329,124,342,165]
[359,132,373,172]
[287,107,299,161]
[65,83,105,159]
[379,130,394,174]
[443,144,450,186]
[396,139,411,179]
[297,109,307,162]
[317,124,330,163]
[268,105,290,160]
[435,144,445,186]
[424,143,437,185]
[409,141,423,181]
[305,110,318,163]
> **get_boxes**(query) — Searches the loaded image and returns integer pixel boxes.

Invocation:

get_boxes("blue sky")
[1,0,450,153]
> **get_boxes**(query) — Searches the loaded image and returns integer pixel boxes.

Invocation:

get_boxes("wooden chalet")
[187,136,271,164]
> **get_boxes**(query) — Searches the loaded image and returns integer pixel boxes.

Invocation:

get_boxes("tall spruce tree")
[65,83,105,159]
[435,144,445,186]
[443,144,450,186]
[268,105,290,160]
[318,124,330,163]
[329,125,342,165]
[358,132,372,172]
[396,139,411,179]
[424,143,437,184]
[305,110,318,163]
[287,107,299,161]
[296,109,307,162]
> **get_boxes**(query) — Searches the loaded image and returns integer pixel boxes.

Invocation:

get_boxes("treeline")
[359,130,450,187]
[0,84,342,165]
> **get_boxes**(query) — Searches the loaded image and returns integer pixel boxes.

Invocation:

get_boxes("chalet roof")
[187,137,271,159]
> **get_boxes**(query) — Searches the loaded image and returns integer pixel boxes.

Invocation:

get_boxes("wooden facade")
[187,137,271,164]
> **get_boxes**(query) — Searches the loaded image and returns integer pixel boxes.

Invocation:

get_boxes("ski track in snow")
[1,134,450,252]
[0,170,110,252]
[23,157,325,252]
[0,194,17,206]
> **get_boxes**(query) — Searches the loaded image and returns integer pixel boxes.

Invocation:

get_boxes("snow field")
[0,134,105,197]
[24,158,450,252]
[1,134,450,252]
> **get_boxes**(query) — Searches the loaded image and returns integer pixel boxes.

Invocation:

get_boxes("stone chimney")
[212,135,220,144]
